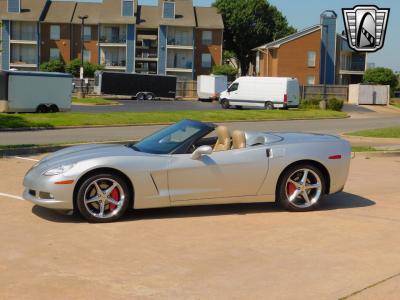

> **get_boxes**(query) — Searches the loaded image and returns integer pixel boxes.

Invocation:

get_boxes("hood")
[36,144,143,172]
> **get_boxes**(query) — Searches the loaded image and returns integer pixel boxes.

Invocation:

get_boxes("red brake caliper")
[287,182,296,197]
[110,188,120,211]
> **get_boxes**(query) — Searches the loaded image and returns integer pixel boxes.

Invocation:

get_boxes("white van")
[219,77,300,109]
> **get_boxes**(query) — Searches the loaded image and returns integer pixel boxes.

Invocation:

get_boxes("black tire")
[235,105,243,109]
[137,93,145,101]
[145,93,155,101]
[221,99,230,109]
[265,102,274,110]
[76,173,132,223]
[277,164,326,212]
[49,104,59,113]
[36,104,48,113]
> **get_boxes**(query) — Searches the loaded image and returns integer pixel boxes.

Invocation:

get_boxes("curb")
[352,151,400,158]
[0,116,349,132]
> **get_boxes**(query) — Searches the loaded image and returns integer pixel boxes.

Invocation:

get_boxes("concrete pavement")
[1,107,400,146]
[0,155,400,299]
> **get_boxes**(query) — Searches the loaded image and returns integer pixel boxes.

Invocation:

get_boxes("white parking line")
[0,193,24,201]
[14,156,39,162]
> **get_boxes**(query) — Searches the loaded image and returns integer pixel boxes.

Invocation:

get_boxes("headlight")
[43,164,75,176]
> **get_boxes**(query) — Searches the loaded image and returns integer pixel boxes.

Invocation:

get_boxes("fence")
[300,85,349,101]
[73,78,350,102]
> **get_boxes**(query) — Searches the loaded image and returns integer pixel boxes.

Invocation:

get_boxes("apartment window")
[307,51,316,67]
[83,49,91,63]
[122,0,134,17]
[307,76,316,85]
[7,0,20,13]
[201,53,212,68]
[83,26,91,41]
[163,1,175,19]
[50,25,60,40]
[50,48,60,60]
[202,31,212,46]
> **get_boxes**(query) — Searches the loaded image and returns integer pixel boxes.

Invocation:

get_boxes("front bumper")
[23,168,75,210]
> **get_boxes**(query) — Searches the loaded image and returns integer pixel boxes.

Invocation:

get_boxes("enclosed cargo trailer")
[0,71,72,113]
[94,71,177,100]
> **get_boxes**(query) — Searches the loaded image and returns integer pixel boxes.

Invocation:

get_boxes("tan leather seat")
[231,130,246,150]
[213,126,231,152]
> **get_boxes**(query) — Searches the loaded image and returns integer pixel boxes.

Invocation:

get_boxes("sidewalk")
[342,135,400,150]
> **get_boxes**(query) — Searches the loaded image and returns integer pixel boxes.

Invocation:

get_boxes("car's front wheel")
[76,173,131,223]
[277,164,325,212]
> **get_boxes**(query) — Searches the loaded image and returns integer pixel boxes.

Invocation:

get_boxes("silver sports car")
[23,120,351,222]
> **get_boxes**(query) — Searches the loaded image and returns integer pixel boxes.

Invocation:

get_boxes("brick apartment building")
[253,11,367,85]
[0,0,224,80]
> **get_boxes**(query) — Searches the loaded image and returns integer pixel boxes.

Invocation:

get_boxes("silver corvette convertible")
[23,120,351,222]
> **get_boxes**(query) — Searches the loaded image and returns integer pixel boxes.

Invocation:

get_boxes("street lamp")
[78,15,88,98]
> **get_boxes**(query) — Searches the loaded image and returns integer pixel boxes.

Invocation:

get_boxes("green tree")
[39,59,65,73]
[363,67,399,91]
[214,0,296,76]
[65,58,104,78]
[212,64,238,81]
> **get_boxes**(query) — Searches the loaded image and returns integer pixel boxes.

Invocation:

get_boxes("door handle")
[266,149,271,158]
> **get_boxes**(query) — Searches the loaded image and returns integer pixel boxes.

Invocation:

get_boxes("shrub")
[39,59,65,73]
[299,97,322,109]
[212,64,238,81]
[65,58,104,78]
[327,98,344,111]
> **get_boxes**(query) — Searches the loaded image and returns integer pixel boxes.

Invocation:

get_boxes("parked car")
[0,70,72,113]
[219,77,300,109]
[197,75,228,101]
[94,71,177,100]
[23,120,351,223]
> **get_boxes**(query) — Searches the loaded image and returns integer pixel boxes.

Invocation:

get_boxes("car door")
[167,146,269,202]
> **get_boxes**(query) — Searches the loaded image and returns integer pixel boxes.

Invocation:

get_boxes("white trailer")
[197,75,228,101]
[219,77,300,109]
[0,71,73,113]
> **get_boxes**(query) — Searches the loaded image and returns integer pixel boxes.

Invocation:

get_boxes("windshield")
[131,120,213,154]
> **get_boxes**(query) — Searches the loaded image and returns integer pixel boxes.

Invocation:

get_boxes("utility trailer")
[94,71,177,100]
[197,75,228,101]
[0,70,72,113]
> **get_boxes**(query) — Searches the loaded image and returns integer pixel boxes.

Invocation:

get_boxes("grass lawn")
[347,127,400,139]
[72,98,119,105]
[392,103,400,109]
[351,146,379,152]
[0,109,346,129]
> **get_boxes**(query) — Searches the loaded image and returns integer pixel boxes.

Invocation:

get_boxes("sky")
[60,0,399,71]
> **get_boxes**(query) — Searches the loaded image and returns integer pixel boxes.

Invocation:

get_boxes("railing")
[340,61,365,72]
[101,61,126,67]
[99,36,127,43]
[167,38,193,47]
[10,57,36,65]
[167,61,193,69]
[11,33,36,41]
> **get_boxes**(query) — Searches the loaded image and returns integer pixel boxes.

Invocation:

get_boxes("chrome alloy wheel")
[83,178,126,219]
[285,168,322,209]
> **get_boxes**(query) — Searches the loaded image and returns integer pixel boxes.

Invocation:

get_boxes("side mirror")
[191,145,213,160]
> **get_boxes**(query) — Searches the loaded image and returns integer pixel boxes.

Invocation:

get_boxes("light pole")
[78,15,88,98]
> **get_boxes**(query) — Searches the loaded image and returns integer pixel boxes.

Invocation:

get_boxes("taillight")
[328,155,342,160]
[284,94,288,104]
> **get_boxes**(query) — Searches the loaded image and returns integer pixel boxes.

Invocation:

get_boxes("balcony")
[339,53,366,74]
[10,44,37,68]
[99,25,127,46]
[100,47,126,70]
[167,49,193,73]
[10,21,37,44]
[167,27,193,49]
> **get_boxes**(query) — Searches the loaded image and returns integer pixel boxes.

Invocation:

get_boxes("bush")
[299,97,322,109]
[39,59,65,73]
[300,97,343,111]
[212,64,238,81]
[327,98,344,111]
[65,58,104,78]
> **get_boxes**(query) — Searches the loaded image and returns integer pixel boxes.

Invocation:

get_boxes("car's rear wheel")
[137,93,145,101]
[145,93,155,101]
[76,173,131,223]
[265,101,274,110]
[277,164,325,212]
